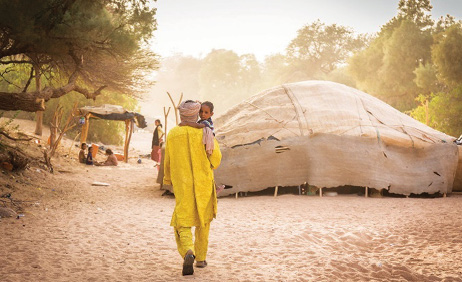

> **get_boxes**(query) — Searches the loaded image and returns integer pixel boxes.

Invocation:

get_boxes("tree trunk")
[34,64,43,136]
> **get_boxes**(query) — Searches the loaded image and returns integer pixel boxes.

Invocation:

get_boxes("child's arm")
[179,121,205,128]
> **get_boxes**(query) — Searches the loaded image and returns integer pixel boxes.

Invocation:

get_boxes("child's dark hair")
[202,101,214,112]
[106,149,113,155]
[155,119,162,127]
[81,143,87,149]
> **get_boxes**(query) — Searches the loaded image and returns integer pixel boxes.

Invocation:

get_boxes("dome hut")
[214,81,461,196]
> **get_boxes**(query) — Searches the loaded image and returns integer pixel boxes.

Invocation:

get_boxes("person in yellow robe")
[163,100,222,276]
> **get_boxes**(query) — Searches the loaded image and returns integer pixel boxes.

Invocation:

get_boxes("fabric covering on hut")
[212,80,462,196]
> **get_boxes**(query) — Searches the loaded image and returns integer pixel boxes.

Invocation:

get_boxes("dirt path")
[2,159,462,281]
[1,119,462,281]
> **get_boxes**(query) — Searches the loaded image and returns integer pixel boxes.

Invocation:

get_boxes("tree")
[348,0,435,111]
[199,49,241,110]
[411,87,462,137]
[286,20,366,80]
[397,0,433,29]
[413,62,439,94]
[0,0,158,113]
[260,53,288,87]
[432,24,462,86]
[237,54,262,97]
[380,20,433,109]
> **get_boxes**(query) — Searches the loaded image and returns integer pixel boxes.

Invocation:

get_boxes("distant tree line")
[153,0,462,137]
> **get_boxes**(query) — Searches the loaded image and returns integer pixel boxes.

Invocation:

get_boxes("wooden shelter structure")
[79,104,147,163]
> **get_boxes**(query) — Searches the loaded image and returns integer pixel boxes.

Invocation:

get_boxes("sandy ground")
[1,120,462,281]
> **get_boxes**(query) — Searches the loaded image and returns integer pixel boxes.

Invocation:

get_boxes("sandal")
[196,260,207,268]
[182,250,195,276]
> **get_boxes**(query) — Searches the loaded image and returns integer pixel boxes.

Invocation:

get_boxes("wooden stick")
[274,186,278,197]
[235,192,238,199]
[80,113,91,144]
[167,92,179,125]
[167,92,184,125]
[124,120,134,163]
[124,120,130,162]
[365,186,368,198]
[320,187,323,197]
[68,132,81,156]
[163,106,171,139]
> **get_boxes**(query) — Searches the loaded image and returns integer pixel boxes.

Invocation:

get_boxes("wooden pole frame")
[80,113,92,145]
[163,106,171,139]
[167,92,183,125]
[123,119,134,163]
[80,113,135,163]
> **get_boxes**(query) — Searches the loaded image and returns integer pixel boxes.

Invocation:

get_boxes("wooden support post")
[80,114,91,144]
[68,132,81,156]
[443,193,447,198]
[123,120,130,163]
[320,187,323,197]
[365,186,368,198]
[124,120,134,163]
[163,106,171,139]
[167,92,183,125]
[235,192,238,199]
[298,185,301,195]
[274,186,279,197]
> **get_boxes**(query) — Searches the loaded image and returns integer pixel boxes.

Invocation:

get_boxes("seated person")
[79,143,87,163]
[95,149,118,166]
[86,146,94,165]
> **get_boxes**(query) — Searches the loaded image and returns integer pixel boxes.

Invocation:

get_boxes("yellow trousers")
[174,223,210,261]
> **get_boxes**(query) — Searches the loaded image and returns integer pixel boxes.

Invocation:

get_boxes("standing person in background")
[151,119,164,168]
[163,100,222,276]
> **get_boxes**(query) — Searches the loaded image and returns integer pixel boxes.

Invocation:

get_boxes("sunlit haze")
[151,0,462,61]
[140,0,462,121]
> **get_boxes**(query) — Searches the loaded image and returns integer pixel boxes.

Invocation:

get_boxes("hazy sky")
[151,0,462,61]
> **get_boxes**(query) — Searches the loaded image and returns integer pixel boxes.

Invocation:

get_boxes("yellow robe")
[163,126,222,228]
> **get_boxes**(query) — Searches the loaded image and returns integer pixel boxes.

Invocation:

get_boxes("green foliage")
[349,18,432,111]
[199,49,244,110]
[325,68,357,88]
[397,0,433,29]
[382,20,432,107]
[411,87,462,137]
[286,20,366,79]
[432,24,462,86]
[0,0,158,110]
[413,62,439,94]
